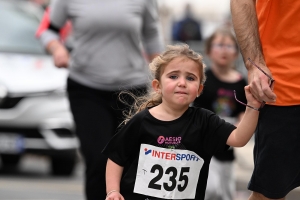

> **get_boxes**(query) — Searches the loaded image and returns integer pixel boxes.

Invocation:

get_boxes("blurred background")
[0,0,299,199]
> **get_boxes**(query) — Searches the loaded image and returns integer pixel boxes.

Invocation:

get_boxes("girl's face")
[208,34,238,68]
[152,57,203,109]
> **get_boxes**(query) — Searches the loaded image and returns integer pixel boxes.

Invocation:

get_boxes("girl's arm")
[226,86,260,147]
[106,159,125,200]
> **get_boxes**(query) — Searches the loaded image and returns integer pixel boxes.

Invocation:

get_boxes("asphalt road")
[0,154,84,200]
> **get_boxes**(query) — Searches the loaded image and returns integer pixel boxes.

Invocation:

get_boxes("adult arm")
[142,0,164,62]
[45,40,69,68]
[38,0,69,68]
[105,159,125,200]
[230,0,276,103]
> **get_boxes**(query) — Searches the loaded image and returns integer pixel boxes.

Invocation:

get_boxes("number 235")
[148,164,190,192]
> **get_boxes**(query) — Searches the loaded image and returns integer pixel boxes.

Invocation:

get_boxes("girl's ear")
[152,79,160,93]
[197,84,204,97]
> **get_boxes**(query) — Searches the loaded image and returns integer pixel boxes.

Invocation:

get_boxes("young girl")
[193,28,246,200]
[102,44,260,200]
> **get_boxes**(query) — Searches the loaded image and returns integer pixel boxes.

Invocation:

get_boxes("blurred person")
[231,0,300,199]
[193,28,247,200]
[38,0,164,199]
[102,44,260,200]
[172,3,203,42]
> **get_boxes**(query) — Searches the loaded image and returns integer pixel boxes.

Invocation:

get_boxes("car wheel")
[1,154,21,167]
[50,150,77,176]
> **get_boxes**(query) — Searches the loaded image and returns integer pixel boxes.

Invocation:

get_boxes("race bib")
[134,144,204,199]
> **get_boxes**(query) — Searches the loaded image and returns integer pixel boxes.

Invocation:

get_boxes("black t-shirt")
[193,69,247,161]
[102,106,236,200]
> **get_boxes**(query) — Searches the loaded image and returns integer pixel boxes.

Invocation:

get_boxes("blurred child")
[193,28,246,200]
[102,44,260,200]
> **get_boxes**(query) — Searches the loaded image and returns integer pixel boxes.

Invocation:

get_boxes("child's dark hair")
[121,44,206,124]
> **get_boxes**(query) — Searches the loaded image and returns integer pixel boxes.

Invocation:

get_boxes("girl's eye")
[187,76,195,81]
[169,75,178,79]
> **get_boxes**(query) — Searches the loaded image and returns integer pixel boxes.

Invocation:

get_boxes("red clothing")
[257,0,300,106]
[35,7,72,43]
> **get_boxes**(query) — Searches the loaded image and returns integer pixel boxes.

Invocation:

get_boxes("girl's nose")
[177,77,186,87]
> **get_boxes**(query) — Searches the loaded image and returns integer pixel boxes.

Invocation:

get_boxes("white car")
[0,0,79,176]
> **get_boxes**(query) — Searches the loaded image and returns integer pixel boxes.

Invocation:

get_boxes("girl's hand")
[106,191,124,200]
[244,85,261,110]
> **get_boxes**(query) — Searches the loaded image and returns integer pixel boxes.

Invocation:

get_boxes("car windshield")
[0,1,46,55]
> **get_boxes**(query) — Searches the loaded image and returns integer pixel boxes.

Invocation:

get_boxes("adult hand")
[47,40,69,68]
[247,62,276,103]
[52,45,69,68]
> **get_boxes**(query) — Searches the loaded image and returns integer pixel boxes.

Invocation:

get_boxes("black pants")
[67,78,147,200]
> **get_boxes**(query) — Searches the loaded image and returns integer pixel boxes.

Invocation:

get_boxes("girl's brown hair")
[121,44,206,124]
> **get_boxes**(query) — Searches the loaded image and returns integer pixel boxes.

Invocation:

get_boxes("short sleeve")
[141,0,164,55]
[102,114,143,166]
[202,109,236,156]
[49,0,69,28]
